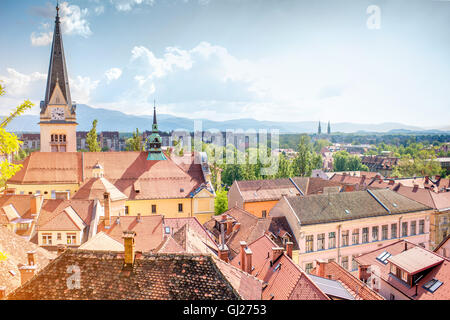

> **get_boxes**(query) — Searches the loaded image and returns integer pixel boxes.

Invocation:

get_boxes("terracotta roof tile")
[7,250,241,300]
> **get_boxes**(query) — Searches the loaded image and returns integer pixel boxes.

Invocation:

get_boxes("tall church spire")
[146,103,166,160]
[42,2,73,113]
[152,101,157,130]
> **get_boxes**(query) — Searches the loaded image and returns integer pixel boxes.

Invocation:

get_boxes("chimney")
[218,244,229,263]
[245,247,253,274]
[316,259,326,278]
[0,286,6,299]
[19,265,36,285]
[104,192,111,227]
[122,231,136,267]
[226,219,233,236]
[221,213,227,221]
[271,247,284,264]
[137,213,141,222]
[27,251,36,266]
[285,242,293,259]
[233,223,241,232]
[240,241,247,272]
[413,184,419,192]
[404,241,408,252]
[30,195,42,215]
[388,180,395,185]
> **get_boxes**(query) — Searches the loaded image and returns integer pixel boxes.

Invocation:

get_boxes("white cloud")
[105,68,123,83]
[59,2,92,37]
[94,6,105,15]
[0,68,46,97]
[110,0,155,12]
[30,31,53,47]
[70,76,100,104]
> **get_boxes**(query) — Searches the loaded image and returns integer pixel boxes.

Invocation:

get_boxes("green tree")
[214,189,228,215]
[86,119,101,152]
[292,135,313,176]
[0,82,34,189]
[126,128,142,151]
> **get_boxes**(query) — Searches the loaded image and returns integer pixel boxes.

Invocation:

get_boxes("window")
[317,233,325,250]
[391,223,397,239]
[372,226,379,241]
[152,205,157,214]
[42,234,52,245]
[262,210,267,218]
[51,191,56,199]
[382,225,388,240]
[352,229,359,245]
[178,203,183,212]
[419,220,425,234]
[410,221,416,236]
[423,279,443,293]
[342,230,349,247]
[401,269,408,283]
[57,233,61,240]
[328,232,336,249]
[362,227,369,243]
[341,256,349,270]
[376,251,391,264]
[352,256,358,271]
[402,222,408,237]
[125,206,129,215]
[164,226,171,234]
[306,235,314,252]
[390,264,397,275]
[67,233,77,245]
[305,263,313,274]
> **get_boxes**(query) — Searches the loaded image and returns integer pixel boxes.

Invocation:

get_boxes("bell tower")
[39,3,77,152]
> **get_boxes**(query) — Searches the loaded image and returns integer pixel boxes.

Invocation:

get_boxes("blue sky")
[0,0,449,128]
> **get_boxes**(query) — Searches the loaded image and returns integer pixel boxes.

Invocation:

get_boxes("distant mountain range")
[3,104,449,134]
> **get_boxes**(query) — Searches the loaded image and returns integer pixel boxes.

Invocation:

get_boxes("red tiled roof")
[0,195,35,224]
[37,199,94,232]
[310,261,384,300]
[8,152,207,200]
[0,226,55,296]
[7,250,241,300]
[97,215,164,252]
[230,235,329,300]
[355,240,450,300]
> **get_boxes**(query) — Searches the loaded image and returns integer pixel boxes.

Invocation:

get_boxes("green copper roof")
[147,152,167,161]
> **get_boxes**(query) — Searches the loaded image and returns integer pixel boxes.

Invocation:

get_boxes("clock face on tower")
[51,107,65,120]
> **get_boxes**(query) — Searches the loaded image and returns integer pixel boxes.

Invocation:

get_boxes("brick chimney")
[104,192,111,228]
[123,231,136,267]
[244,247,253,274]
[30,195,42,215]
[0,286,6,299]
[240,241,247,271]
[19,265,36,285]
[218,244,229,263]
[27,250,36,266]
[285,242,293,259]
[271,247,284,264]
[316,259,326,277]
[226,219,233,236]
[221,213,227,221]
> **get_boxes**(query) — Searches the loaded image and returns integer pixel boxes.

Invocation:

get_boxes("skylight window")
[376,251,391,264]
[164,227,171,234]
[423,279,443,293]
[345,209,350,214]
[274,263,282,271]
[393,203,398,207]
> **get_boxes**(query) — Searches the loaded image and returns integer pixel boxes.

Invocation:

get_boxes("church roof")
[41,4,73,114]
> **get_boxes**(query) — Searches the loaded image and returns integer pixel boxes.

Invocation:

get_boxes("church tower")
[39,3,77,152]
[145,105,166,160]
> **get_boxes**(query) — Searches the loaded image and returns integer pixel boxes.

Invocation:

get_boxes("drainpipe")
[337,224,341,263]
[399,216,402,238]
